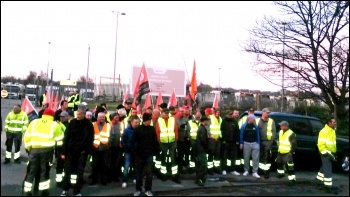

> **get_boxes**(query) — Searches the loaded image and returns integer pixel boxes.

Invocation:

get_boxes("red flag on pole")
[168,89,177,108]
[44,89,50,105]
[144,93,151,109]
[190,60,197,101]
[123,91,129,104]
[155,91,163,110]
[212,93,219,109]
[52,92,59,110]
[22,96,39,122]
[132,63,151,109]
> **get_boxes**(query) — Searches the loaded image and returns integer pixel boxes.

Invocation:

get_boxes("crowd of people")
[3,96,339,196]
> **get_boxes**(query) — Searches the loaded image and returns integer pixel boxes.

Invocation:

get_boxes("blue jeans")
[122,153,135,182]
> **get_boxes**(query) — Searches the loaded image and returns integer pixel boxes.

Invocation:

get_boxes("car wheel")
[340,154,349,173]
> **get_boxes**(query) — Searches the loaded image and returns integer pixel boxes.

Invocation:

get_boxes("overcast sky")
[1,1,283,92]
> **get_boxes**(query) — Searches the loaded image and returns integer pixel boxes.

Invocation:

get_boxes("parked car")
[239,111,349,173]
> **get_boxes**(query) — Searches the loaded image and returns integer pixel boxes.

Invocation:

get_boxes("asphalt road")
[1,98,349,196]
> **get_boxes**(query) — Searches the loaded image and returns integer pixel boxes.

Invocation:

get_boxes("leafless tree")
[243,1,349,131]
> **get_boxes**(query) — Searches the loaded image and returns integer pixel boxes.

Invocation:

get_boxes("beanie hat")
[142,113,152,122]
[205,108,212,114]
[43,109,55,117]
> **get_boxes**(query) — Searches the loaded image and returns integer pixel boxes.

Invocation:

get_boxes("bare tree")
[77,75,94,83]
[243,1,349,131]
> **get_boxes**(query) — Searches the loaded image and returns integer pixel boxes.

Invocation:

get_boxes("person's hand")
[61,155,65,160]
[222,140,226,144]
[240,144,243,150]
[328,153,336,161]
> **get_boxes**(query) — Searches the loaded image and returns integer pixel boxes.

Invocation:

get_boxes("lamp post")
[85,44,90,100]
[46,42,51,87]
[218,67,221,91]
[296,46,301,107]
[279,22,287,113]
[112,11,126,102]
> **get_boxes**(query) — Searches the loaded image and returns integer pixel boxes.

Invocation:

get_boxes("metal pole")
[218,67,221,91]
[112,11,125,102]
[86,44,90,100]
[281,22,286,113]
[46,42,51,86]
[50,69,53,106]
[297,46,300,107]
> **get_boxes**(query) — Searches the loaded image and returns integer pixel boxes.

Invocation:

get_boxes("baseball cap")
[60,111,69,117]
[278,121,289,126]
[262,108,270,113]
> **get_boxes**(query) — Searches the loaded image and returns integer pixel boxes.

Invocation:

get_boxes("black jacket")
[132,124,159,158]
[220,117,240,143]
[195,124,210,155]
[62,118,94,155]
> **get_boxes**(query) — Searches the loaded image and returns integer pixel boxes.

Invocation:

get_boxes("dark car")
[239,111,349,173]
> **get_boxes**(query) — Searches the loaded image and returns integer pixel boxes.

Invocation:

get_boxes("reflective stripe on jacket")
[4,110,29,133]
[24,115,64,150]
[158,117,175,143]
[256,118,274,140]
[189,120,200,140]
[209,115,222,139]
[93,122,111,148]
[278,129,294,154]
[317,124,336,154]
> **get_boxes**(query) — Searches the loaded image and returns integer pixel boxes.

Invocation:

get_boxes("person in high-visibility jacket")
[55,111,69,187]
[276,121,296,185]
[208,108,223,174]
[23,109,64,196]
[4,104,29,164]
[89,112,111,186]
[155,108,181,184]
[188,111,201,174]
[73,90,81,111]
[67,91,75,111]
[256,108,276,179]
[316,118,338,194]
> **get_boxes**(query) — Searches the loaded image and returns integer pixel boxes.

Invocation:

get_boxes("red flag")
[144,93,151,109]
[155,91,163,110]
[22,96,35,115]
[44,89,50,105]
[190,60,197,101]
[212,93,219,109]
[132,63,151,108]
[50,90,54,107]
[123,91,129,104]
[168,89,177,108]
[52,92,59,110]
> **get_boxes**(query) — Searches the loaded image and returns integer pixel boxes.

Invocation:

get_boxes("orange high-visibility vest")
[93,122,111,148]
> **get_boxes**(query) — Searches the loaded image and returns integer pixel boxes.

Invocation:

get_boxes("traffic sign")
[1,90,8,98]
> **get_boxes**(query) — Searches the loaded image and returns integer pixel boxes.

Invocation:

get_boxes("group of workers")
[2,98,339,196]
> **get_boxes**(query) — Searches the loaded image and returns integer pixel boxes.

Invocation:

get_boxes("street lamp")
[85,44,90,100]
[218,67,221,91]
[46,42,51,87]
[296,46,301,107]
[278,22,287,112]
[112,11,126,102]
